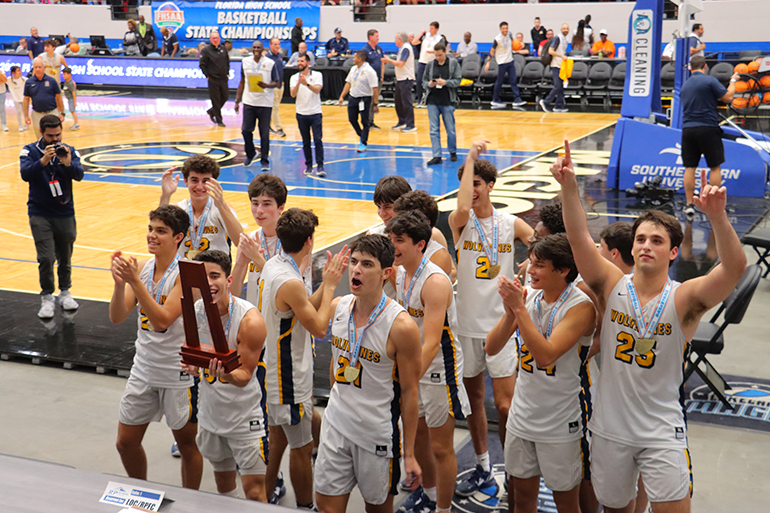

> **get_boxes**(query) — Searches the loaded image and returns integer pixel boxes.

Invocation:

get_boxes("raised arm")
[159,166,178,206]
[448,140,489,242]
[551,140,623,306]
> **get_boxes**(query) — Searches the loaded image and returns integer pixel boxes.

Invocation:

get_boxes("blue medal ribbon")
[470,209,499,267]
[401,256,429,311]
[259,229,281,261]
[626,274,672,341]
[279,253,302,278]
[224,293,234,342]
[187,197,213,253]
[145,255,180,304]
[347,292,388,368]
[534,282,575,338]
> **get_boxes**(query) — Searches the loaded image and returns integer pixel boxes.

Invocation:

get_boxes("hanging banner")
[620,0,664,118]
[153,0,320,46]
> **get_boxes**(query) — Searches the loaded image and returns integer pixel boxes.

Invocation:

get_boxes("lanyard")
[187,197,213,252]
[259,229,281,261]
[534,283,574,338]
[348,292,388,368]
[224,293,234,341]
[470,210,499,266]
[626,274,672,340]
[145,256,180,303]
[279,253,302,278]
[401,256,428,310]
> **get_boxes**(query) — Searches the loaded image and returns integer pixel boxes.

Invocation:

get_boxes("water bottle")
[618,46,626,59]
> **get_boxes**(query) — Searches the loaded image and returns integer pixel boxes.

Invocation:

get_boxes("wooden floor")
[0,96,616,301]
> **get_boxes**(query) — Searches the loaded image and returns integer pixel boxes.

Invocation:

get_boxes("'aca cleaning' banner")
[153,1,320,46]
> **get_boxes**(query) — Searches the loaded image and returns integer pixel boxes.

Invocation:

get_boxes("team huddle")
[108,138,746,513]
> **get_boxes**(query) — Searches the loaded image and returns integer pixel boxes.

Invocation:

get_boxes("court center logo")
[452,464,557,513]
[154,2,185,33]
[78,141,243,173]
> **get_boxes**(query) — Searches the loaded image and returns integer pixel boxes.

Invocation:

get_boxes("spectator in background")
[453,32,477,61]
[531,17,547,56]
[540,23,569,113]
[266,37,286,138]
[291,17,304,54]
[199,30,229,127]
[8,66,28,132]
[423,43,460,166]
[538,29,553,57]
[409,33,421,67]
[487,22,526,110]
[514,33,530,55]
[326,27,349,57]
[570,20,589,57]
[224,39,241,59]
[441,35,451,53]
[28,27,45,60]
[61,67,79,131]
[23,58,66,138]
[583,14,594,46]
[0,70,7,132]
[160,28,179,57]
[690,23,706,57]
[339,50,379,153]
[590,29,615,58]
[64,37,87,56]
[137,14,157,56]
[382,32,416,133]
[16,38,28,54]
[123,19,142,56]
[290,54,325,177]
[287,42,316,66]
[41,39,67,84]
[415,21,442,105]
[362,29,384,130]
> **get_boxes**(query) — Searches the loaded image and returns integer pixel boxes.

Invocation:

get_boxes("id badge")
[359,100,365,112]
[49,180,63,197]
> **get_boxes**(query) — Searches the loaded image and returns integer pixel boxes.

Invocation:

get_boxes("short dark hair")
[385,210,432,254]
[539,203,565,235]
[430,21,439,29]
[350,234,395,270]
[248,174,287,206]
[457,159,498,184]
[690,55,706,71]
[367,29,378,39]
[44,38,55,47]
[374,176,412,206]
[298,53,310,63]
[692,23,702,32]
[182,154,220,180]
[528,233,578,283]
[354,50,368,61]
[535,17,541,21]
[39,114,62,133]
[632,210,683,253]
[394,190,439,228]
[10,65,19,73]
[600,222,634,267]
[62,67,72,75]
[276,208,319,254]
[193,249,232,277]
[434,42,446,53]
[500,21,508,28]
[149,204,190,247]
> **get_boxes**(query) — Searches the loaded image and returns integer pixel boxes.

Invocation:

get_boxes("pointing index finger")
[563,139,572,165]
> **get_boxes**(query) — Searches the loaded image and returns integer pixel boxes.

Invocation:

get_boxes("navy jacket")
[20,139,84,217]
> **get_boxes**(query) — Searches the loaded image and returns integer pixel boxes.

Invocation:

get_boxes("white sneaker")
[490,101,507,110]
[553,107,569,113]
[2,125,8,132]
[18,126,25,132]
[58,290,79,311]
[38,294,55,319]
[70,124,80,131]
[512,100,527,107]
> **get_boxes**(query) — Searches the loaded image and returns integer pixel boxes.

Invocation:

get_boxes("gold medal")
[636,337,656,355]
[488,264,501,279]
[188,249,200,259]
[344,365,360,382]
[147,320,155,332]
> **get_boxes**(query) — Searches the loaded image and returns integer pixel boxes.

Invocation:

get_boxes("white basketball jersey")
[507,285,593,442]
[245,228,279,308]
[423,239,445,262]
[262,255,314,405]
[131,258,192,389]
[455,210,518,337]
[197,296,267,439]
[176,198,236,259]
[396,261,463,386]
[327,295,405,457]
[369,223,386,236]
[591,275,688,448]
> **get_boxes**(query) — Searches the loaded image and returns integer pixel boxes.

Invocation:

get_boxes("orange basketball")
[735,80,749,92]
[760,75,770,88]
[70,43,79,53]
[734,63,749,74]
[748,60,760,73]
[512,39,523,52]
[749,94,762,107]
[763,92,770,104]
[732,96,748,109]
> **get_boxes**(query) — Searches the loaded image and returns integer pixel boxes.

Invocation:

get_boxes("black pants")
[207,77,229,123]
[29,215,77,295]
[395,79,415,128]
[415,62,427,103]
[543,66,564,109]
[242,104,271,165]
[369,78,381,125]
[347,96,372,145]
[297,113,324,167]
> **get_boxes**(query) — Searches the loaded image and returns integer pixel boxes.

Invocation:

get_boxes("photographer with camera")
[20,114,84,319]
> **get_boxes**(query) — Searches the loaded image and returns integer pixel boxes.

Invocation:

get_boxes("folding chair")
[741,227,770,278]
[683,265,762,409]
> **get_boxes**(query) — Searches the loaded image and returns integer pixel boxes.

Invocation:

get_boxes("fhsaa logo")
[452,464,556,513]
[154,2,185,33]
[633,13,652,35]
[687,382,770,424]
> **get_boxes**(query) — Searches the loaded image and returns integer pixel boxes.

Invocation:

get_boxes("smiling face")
[376,203,395,225]
[252,41,264,58]
[210,31,221,47]
[251,194,284,229]
[471,175,494,208]
[527,254,567,290]
[270,38,281,54]
[500,24,509,37]
[203,261,233,305]
[184,171,213,203]
[632,221,678,271]
[349,250,390,296]
[389,231,425,268]
[561,24,570,36]
[147,218,182,254]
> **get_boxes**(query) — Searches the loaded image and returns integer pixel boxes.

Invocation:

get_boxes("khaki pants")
[31,109,57,138]
[271,84,283,131]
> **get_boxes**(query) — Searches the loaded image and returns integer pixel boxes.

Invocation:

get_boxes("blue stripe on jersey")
[257,348,268,428]
[290,403,303,426]
[388,453,401,497]
[578,346,592,480]
[277,316,296,404]
[679,341,691,423]
[441,316,460,387]
[188,376,200,424]
[390,365,402,460]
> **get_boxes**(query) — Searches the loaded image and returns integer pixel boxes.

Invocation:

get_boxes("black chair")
[381,62,396,100]
[537,65,555,98]
[459,59,481,106]
[517,61,544,102]
[564,61,589,105]
[513,53,526,70]
[463,53,481,65]
[684,265,762,409]
[738,50,763,62]
[608,62,626,102]
[660,62,676,96]
[315,56,329,67]
[475,59,498,103]
[741,227,770,278]
[584,61,613,108]
[708,62,734,87]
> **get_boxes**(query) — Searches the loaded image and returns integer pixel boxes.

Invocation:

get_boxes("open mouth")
[351,277,362,289]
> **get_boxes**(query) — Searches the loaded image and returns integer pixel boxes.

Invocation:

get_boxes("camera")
[53,142,68,158]
[625,176,675,206]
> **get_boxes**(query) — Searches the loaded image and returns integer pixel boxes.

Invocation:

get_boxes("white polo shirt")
[419,33,442,64]
[345,62,379,98]
[395,43,415,81]
[241,55,278,108]
[493,32,514,65]
[290,69,323,116]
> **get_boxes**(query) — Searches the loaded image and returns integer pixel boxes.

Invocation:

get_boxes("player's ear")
[174,232,184,246]
[382,266,393,281]
[669,245,679,263]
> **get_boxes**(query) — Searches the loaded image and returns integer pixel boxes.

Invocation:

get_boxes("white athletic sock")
[476,452,491,473]
[221,488,239,498]
[424,486,437,502]
[436,508,452,513]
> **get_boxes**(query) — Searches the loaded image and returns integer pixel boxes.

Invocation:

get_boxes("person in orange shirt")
[590,29,615,58]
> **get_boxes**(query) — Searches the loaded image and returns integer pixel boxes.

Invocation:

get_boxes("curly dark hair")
[182,154,221,180]
[393,190,439,228]
[276,208,319,254]
[193,249,232,277]
[539,203,565,235]
[457,159,498,184]
[248,174,287,206]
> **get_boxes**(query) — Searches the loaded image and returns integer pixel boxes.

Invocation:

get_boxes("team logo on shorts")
[78,141,244,173]
[451,464,556,513]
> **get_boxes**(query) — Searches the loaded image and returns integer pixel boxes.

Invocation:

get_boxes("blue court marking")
[81,140,538,200]
[0,257,110,272]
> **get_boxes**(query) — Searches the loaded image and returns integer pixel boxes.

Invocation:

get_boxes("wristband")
[730,79,737,83]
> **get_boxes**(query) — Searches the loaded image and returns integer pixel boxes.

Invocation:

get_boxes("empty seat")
[518,61,544,101]
[660,62,676,95]
[584,61,613,108]
[315,56,329,67]
[709,62,734,87]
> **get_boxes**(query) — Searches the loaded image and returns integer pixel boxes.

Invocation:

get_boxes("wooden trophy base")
[180,346,241,374]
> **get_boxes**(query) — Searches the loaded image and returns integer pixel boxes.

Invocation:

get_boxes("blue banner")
[620,0,664,118]
[153,0,320,46]
[0,55,240,88]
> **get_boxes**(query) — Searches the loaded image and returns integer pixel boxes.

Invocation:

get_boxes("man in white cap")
[590,29,615,58]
